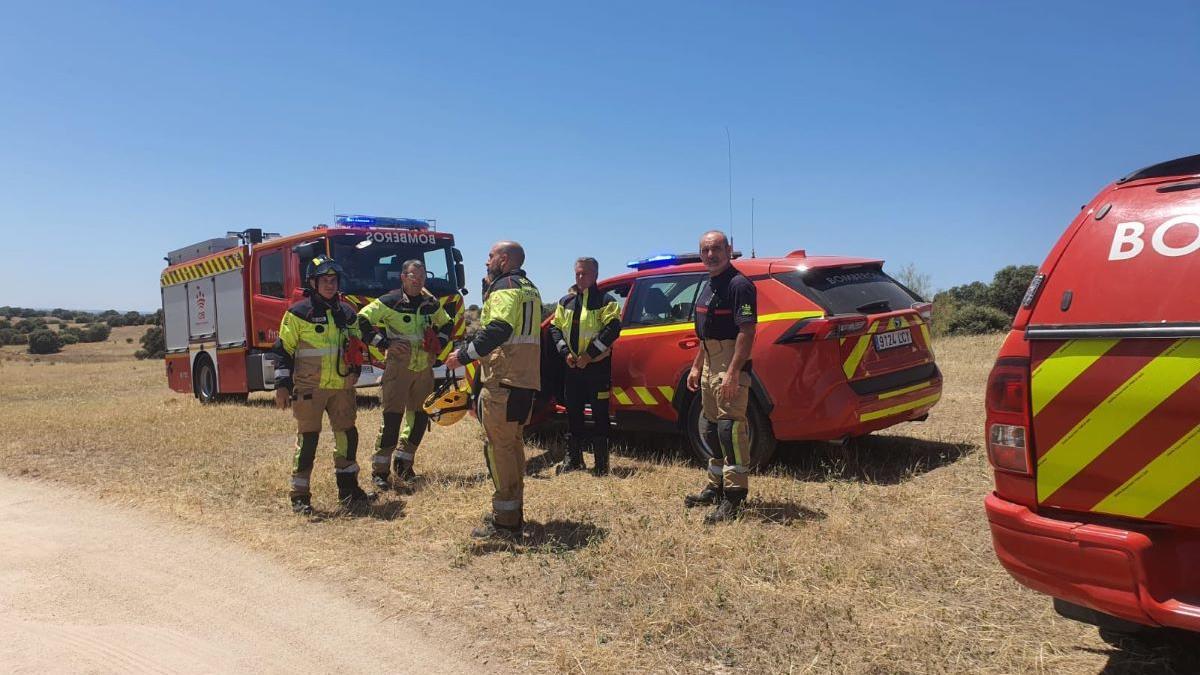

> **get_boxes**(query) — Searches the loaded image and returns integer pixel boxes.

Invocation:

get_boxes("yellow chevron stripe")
[1031,339,1119,416]
[1037,339,1200,502]
[612,387,634,405]
[633,386,657,405]
[1093,422,1200,519]
[658,385,675,402]
[859,392,941,422]
[758,310,825,323]
[877,380,933,400]
[919,322,933,355]
[842,320,879,379]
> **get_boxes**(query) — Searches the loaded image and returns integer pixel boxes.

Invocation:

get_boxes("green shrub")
[27,329,62,354]
[79,323,112,343]
[946,304,1011,335]
[59,332,79,345]
[136,326,165,360]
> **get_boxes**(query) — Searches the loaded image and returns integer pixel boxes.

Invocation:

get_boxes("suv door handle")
[678,338,699,349]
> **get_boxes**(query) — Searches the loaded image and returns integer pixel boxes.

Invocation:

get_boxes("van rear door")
[1027,180,1200,528]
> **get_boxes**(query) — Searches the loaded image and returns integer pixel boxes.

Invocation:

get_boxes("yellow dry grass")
[1,328,1196,672]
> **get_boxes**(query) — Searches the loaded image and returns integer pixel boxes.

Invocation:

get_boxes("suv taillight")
[985,357,1032,475]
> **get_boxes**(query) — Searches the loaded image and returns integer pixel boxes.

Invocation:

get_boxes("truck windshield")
[328,233,458,297]
[774,265,919,314]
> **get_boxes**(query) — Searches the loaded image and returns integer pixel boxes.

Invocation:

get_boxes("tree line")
[895,264,1038,336]
[0,307,164,356]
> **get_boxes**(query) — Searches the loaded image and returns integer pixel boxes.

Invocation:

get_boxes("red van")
[985,153,1200,634]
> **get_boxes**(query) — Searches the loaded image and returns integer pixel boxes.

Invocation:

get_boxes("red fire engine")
[985,153,1200,636]
[159,215,468,402]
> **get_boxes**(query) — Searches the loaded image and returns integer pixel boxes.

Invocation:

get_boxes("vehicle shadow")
[1090,629,1200,673]
[772,435,976,485]
[470,519,607,556]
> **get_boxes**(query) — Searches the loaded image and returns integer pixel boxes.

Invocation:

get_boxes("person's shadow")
[470,519,606,555]
[741,500,827,525]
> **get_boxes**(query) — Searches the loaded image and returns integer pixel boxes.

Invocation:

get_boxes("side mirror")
[455,262,466,294]
[451,247,464,263]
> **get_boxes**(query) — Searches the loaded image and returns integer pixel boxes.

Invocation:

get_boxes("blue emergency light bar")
[626,251,741,270]
[335,214,431,229]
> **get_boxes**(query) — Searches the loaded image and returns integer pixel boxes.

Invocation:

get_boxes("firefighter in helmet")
[356,259,453,491]
[548,257,622,475]
[272,255,375,514]
[684,230,757,523]
[444,241,542,541]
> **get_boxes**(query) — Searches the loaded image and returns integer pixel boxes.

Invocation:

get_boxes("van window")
[775,266,917,315]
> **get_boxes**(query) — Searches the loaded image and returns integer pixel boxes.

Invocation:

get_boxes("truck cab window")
[258,250,285,298]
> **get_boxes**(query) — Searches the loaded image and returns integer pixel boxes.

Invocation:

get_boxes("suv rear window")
[775,266,918,315]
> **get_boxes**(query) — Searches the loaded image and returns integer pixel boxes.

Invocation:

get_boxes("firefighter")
[444,241,542,541]
[272,255,375,514]
[356,259,453,490]
[548,257,621,475]
[683,230,757,523]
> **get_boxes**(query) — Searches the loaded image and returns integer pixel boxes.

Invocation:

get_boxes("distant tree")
[0,318,9,329]
[894,262,933,302]
[0,328,19,345]
[59,331,79,345]
[123,310,143,326]
[15,318,47,334]
[80,323,112,343]
[988,265,1039,316]
[947,304,1011,335]
[937,281,991,308]
[135,326,165,360]
[27,329,62,354]
[50,308,74,320]
[106,315,127,328]
[152,308,164,326]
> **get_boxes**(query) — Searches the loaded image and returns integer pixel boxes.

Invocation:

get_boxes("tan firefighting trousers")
[478,384,535,528]
[372,365,435,476]
[290,388,358,498]
[700,339,751,492]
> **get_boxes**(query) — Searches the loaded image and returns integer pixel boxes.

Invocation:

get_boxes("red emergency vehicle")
[538,250,941,466]
[159,215,468,403]
[985,153,1200,635]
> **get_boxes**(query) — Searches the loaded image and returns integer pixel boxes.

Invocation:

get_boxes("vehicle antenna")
[725,126,734,245]
[751,197,756,258]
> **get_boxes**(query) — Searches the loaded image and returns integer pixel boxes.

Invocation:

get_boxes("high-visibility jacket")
[457,269,542,390]
[271,295,362,391]
[357,289,452,372]
[549,286,621,361]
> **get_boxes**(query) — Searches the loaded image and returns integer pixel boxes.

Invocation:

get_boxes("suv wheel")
[684,394,777,470]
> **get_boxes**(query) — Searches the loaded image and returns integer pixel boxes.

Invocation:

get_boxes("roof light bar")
[626,250,743,270]
[334,214,431,230]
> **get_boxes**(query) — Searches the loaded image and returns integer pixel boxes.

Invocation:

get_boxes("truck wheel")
[684,394,777,470]
[194,355,218,404]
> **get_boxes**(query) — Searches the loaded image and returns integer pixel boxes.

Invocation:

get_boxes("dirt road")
[0,476,488,674]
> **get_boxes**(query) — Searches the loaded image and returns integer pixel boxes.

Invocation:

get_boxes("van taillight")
[985,358,1032,475]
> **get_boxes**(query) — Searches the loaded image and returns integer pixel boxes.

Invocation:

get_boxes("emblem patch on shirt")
[739,304,753,316]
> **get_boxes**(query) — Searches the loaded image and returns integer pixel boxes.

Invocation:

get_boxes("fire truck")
[159,215,468,403]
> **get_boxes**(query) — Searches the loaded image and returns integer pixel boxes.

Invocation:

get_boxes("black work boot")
[290,494,313,515]
[684,485,722,508]
[556,436,587,474]
[471,514,523,542]
[591,437,610,477]
[704,490,746,524]
[371,473,391,491]
[336,472,377,509]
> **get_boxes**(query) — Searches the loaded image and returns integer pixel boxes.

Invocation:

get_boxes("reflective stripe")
[842,320,879,379]
[385,331,424,343]
[731,420,747,465]
[708,464,723,475]
[612,388,633,405]
[877,380,933,401]
[596,390,610,400]
[1038,339,1200,501]
[493,498,521,511]
[335,463,360,474]
[274,369,291,378]
[1031,339,1119,415]
[859,392,941,422]
[556,339,568,353]
[291,477,310,488]
[296,347,337,358]
[372,456,390,468]
[1093,422,1200,518]
[621,323,692,337]
[727,464,749,474]
[395,451,415,461]
[657,386,675,401]
[466,343,481,360]
[505,335,539,345]
[632,386,657,405]
[592,338,608,352]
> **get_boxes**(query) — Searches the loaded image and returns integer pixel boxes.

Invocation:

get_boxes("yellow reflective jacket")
[271,295,362,391]
[457,270,542,390]
[357,289,452,372]
[549,286,622,360]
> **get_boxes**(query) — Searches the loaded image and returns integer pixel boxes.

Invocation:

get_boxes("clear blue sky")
[2,1,1197,310]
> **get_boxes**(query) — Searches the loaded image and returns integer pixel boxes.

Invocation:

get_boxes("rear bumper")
[985,494,1200,632]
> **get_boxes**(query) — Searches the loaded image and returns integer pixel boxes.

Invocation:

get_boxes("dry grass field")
[2,327,1198,673]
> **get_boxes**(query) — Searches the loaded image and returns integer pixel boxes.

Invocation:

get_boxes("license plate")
[874,329,912,352]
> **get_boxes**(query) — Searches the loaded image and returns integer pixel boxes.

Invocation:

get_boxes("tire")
[194,354,218,404]
[684,394,777,470]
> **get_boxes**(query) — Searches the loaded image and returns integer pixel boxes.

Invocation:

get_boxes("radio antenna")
[751,198,756,258]
[725,126,734,244]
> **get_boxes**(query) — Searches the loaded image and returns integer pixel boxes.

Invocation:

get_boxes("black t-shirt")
[695,266,757,341]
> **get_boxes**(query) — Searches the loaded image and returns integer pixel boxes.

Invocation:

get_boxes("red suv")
[539,250,942,465]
